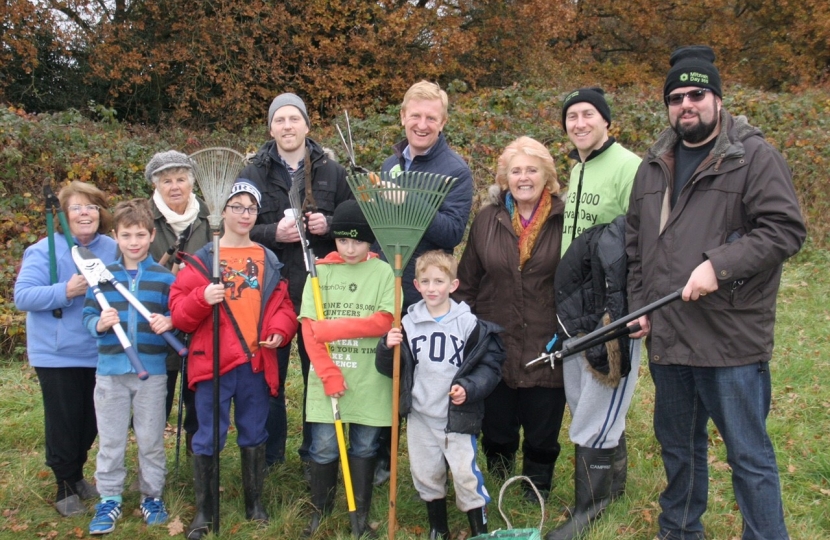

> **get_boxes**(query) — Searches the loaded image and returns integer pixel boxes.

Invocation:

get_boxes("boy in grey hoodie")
[376,251,505,539]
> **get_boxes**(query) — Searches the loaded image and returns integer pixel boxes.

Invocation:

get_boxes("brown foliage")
[1,0,829,127]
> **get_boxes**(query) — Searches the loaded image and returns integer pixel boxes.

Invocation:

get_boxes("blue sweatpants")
[192,362,269,455]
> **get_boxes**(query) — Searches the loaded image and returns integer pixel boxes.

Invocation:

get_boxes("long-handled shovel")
[288,182,361,536]
[189,147,246,536]
[71,246,149,379]
[345,171,456,539]
[526,289,683,367]
[43,184,62,318]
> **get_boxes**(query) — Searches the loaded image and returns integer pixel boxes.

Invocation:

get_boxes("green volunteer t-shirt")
[561,142,641,255]
[300,257,396,426]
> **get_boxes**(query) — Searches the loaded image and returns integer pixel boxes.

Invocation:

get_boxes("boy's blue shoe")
[89,500,122,535]
[140,497,168,525]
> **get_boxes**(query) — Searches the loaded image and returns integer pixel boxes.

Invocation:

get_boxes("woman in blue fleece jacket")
[13,181,117,517]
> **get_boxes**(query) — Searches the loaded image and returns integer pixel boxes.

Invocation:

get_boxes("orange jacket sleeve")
[302,321,345,396]
[307,312,394,344]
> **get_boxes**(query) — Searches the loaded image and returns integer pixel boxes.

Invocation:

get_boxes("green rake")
[345,170,455,540]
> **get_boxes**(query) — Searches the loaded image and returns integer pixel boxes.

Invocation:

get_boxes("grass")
[1,247,829,539]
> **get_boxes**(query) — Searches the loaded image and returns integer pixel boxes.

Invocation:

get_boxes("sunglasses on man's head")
[664,88,712,107]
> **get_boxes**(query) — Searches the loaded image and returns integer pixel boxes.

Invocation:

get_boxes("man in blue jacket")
[375,80,474,484]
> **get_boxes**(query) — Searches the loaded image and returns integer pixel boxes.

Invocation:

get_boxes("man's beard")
[673,111,718,144]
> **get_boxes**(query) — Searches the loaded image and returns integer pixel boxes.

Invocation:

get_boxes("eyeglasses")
[225,204,259,215]
[67,204,100,213]
[664,89,712,107]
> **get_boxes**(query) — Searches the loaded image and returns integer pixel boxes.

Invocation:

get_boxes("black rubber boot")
[486,451,516,483]
[545,445,615,540]
[522,456,554,501]
[425,498,450,540]
[467,506,488,536]
[186,455,215,540]
[349,455,377,538]
[240,443,269,523]
[610,433,627,501]
[303,460,339,537]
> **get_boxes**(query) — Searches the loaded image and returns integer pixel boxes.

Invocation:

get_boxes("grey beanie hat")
[267,93,310,128]
[144,150,193,183]
[227,178,262,206]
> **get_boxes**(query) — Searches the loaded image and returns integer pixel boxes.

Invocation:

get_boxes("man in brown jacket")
[626,45,805,540]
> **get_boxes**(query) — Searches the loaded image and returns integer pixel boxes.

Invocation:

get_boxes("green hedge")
[2,84,828,358]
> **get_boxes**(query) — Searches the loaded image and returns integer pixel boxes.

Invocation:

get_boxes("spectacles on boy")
[225,204,259,215]
[664,88,712,107]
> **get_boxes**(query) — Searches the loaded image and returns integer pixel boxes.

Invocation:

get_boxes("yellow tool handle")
[311,275,357,514]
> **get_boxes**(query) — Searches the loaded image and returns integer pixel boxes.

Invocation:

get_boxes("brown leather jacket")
[455,186,566,388]
[626,109,806,367]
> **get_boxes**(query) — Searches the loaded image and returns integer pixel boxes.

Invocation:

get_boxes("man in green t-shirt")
[547,88,642,540]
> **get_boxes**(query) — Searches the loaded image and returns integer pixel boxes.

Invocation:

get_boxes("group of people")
[13,44,804,540]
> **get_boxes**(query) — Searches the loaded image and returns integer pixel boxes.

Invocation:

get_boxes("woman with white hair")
[146,150,212,449]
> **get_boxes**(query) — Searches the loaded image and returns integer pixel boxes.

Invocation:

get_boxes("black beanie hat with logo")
[664,45,722,104]
[561,87,612,130]
[331,200,375,244]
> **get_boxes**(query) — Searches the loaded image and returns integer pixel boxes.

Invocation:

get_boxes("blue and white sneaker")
[140,497,168,526]
[89,500,122,535]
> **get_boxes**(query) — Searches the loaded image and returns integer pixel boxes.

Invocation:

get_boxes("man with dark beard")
[626,45,805,540]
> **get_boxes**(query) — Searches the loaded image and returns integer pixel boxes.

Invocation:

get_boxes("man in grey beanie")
[241,93,352,473]
[627,45,804,540]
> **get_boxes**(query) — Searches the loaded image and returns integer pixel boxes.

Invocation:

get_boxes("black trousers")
[35,367,98,486]
[481,380,566,464]
[265,324,313,465]
[166,366,198,434]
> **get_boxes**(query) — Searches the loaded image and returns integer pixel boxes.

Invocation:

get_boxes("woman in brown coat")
[455,136,565,498]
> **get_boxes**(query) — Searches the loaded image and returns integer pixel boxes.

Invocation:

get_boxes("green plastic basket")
[471,475,545,540]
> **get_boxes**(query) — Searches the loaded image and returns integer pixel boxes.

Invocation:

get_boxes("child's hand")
[385,327,403,348]
[328,381,348,399]
[96,307,120,333]
[203,283,225,305]
[149,314,173,334]
[259,334,284,349]
[448,384,466,405]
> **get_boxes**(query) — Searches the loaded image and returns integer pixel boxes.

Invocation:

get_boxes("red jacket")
[170,243,298,396]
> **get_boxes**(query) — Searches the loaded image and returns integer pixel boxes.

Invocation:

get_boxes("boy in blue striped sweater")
[82,199,175,535]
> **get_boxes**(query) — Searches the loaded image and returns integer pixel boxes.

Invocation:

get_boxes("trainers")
[89,500,122,535]
[140,497,169,525]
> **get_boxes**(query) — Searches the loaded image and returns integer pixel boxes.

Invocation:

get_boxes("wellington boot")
[485,450,515,483]
[349,455,377,538]
[186,455,215,540]
[303,460,339,537]
[241,443,269,523]
[522,456,554,501]
[610,433,627,500]
[425,498,450,540]
[545,445,615,540]
[467,506,488,536]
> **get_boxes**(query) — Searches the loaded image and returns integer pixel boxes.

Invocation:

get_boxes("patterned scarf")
[506,191,552,270]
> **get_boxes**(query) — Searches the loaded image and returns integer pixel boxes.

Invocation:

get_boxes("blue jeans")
[309,422,381,465]
[650,362,788,540]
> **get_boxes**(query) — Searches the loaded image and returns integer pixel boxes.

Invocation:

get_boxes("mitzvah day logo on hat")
[680,72,709,85]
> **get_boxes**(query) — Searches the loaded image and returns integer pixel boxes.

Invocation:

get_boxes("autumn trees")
[2,0,829,128]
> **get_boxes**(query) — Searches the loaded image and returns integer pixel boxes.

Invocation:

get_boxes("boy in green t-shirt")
[300,200,395,537]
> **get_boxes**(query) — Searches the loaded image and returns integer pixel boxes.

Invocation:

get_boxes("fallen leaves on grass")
[167,516,185,535]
